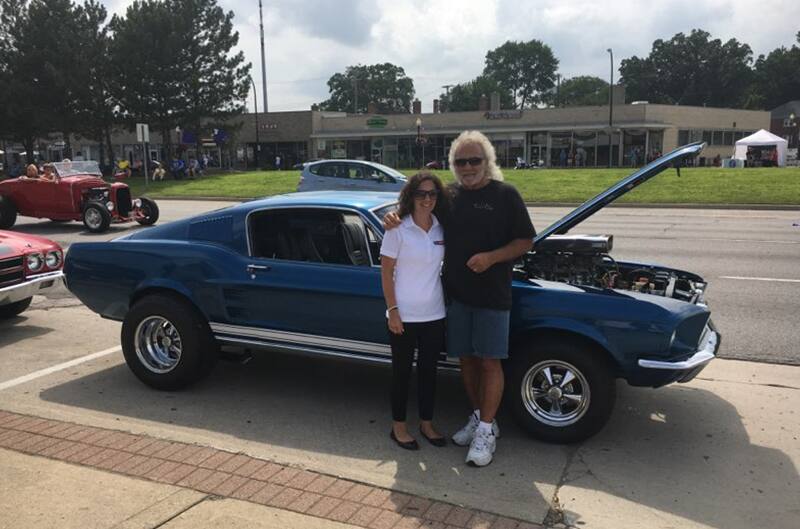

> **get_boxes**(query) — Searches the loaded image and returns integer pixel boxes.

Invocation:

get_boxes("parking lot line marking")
[0,346,121,391]
[719,276,800,283]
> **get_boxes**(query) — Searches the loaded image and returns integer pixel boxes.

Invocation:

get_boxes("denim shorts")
[446,299,510,359]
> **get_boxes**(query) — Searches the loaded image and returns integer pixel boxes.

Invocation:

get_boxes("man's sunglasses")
[412,190,438,200]
[453,157,484,167]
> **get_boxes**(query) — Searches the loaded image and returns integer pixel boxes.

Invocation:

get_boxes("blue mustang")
[65,142,719,443]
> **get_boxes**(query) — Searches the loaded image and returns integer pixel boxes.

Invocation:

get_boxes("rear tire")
[136,197,159,226]
[121,294,218,390]
[0,297,32,319]
[82,202,111,233]
[0,195,17,229]
[507,339,616,443]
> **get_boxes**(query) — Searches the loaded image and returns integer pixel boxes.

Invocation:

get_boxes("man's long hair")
[448,130,504,183]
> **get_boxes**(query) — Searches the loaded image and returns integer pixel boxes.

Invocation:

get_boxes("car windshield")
[53,160,103,177]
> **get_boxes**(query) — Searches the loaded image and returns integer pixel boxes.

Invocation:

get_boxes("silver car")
[297,160,407,192]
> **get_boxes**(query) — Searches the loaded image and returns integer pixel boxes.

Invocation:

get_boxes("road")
[11,200,800,365]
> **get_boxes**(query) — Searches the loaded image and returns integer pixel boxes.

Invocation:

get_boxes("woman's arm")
[380,255,404,334]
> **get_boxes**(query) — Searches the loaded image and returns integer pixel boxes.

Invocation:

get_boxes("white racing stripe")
[719,276,800,283]
[0,346,121,391]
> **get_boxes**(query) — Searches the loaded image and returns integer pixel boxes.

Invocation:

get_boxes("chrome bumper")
[638,327,719,371]
[0,271,64,305]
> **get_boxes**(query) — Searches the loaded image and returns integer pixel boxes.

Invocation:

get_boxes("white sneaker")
[466,427,496,467]
[451,412,500,447]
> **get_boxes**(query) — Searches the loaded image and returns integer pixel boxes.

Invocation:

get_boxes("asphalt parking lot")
[1,201,799,528]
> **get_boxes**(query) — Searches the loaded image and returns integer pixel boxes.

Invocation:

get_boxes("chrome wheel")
[84,208,102,229]
[134,316,183,373]
[521,360,591,427]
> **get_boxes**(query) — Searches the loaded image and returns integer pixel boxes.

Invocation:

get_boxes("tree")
[619,29,754,108]
[109,0,250,156]
[749,32,800,110]
[547,76,609,107]
[440,75,513,112]
[319,63,414,114]
[482,40,558,108]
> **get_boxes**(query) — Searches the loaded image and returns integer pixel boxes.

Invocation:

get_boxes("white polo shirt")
[380,214,446,322]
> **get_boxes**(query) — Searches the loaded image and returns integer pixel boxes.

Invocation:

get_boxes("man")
[385,130,535,466]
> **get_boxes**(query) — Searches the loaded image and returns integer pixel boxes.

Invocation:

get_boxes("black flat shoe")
[390,430,419,451]
[419,429,447,447]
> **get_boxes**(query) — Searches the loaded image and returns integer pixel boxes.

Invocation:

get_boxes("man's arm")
[466,238,533,274]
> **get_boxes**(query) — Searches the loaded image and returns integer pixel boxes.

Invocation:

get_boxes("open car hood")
[535,142,705,243]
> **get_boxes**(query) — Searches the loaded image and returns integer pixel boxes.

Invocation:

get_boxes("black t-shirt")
[442,180,536,310]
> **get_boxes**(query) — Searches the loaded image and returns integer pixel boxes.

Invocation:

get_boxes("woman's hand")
[388,311,404,334]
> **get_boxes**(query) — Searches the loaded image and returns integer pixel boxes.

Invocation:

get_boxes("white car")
[297,160,407,192]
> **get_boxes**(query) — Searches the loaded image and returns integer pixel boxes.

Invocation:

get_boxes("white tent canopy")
[733,129,788,167]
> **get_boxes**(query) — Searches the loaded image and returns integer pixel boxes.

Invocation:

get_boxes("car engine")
[520,234,707,303]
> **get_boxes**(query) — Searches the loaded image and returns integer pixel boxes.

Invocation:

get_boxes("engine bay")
[519,234,707,303]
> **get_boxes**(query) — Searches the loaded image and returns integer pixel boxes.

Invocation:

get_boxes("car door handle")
[246,264,271,273]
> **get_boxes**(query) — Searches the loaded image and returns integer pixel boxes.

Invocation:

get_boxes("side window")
[348,164,366,179]
[249,208,375,267]
[371,168,394,183]
[365,224,382,266]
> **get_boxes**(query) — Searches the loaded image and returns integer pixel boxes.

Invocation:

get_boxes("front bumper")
[0,271,64,306]
[630,324,720,387]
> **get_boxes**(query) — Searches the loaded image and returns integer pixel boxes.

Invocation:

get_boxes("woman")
[380,172,449,450]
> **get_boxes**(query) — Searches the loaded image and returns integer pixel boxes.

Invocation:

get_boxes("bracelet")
[385,306,398,318]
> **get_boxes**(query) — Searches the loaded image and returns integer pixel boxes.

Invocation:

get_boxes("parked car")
[297,159,407,192]
[64,142,718,443]
[0,230,64,319]
[0,160,159,233]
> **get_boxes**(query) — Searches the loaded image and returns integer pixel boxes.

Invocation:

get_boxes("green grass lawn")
[126,166,800,205]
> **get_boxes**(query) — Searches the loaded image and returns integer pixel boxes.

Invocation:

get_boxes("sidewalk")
[0,410,533,529]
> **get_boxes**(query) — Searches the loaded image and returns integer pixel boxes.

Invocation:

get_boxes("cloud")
[104,0,800,112]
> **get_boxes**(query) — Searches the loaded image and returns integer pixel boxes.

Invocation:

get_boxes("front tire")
[507,339,616,443]
[121,294,218,390]
[0,195,17,229]
[0,297,32,319]
[82,203,111,233]
[136,196,159,226]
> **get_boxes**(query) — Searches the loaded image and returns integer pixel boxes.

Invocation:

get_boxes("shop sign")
[484,110,523,120]
[367,117,388,128]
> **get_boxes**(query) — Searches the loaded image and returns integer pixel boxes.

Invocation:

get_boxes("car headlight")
[133,199,142,208]
[106,201,115,211]
[27,253,44,272]
[45,250,62,269]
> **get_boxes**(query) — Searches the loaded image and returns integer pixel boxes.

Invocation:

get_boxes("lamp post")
[415,117,424,169]
[789,112,798,150]
[607,48,614,168]
[249,75,260,169]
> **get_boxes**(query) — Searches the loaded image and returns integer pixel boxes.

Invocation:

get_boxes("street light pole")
[415,117,422,169]
[607,48,614,168]
[249,76,260,169]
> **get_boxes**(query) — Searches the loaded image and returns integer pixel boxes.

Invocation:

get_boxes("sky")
[106,0,800,113]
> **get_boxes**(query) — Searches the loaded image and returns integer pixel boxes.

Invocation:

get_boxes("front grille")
[0,256,24,287]
[116,187,132,217]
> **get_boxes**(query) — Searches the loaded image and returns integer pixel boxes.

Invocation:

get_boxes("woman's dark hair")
[397,171,450,220]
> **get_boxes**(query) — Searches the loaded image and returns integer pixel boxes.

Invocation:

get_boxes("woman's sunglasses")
[413,190,438,200]
[453,157,484,167]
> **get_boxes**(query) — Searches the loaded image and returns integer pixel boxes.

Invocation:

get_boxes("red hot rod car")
[0,229,64,318]
[0,161,159,233]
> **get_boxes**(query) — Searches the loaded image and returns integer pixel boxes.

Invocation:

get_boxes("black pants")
[389,319,445,422]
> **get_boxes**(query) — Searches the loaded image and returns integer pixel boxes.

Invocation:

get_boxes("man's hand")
[466,252,496,274]
[383,211,402,230]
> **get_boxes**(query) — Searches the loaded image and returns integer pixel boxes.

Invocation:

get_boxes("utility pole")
[258,0,268,112]
[249,76,260,168]
[352,76,359,114]
[607,48,614,168]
